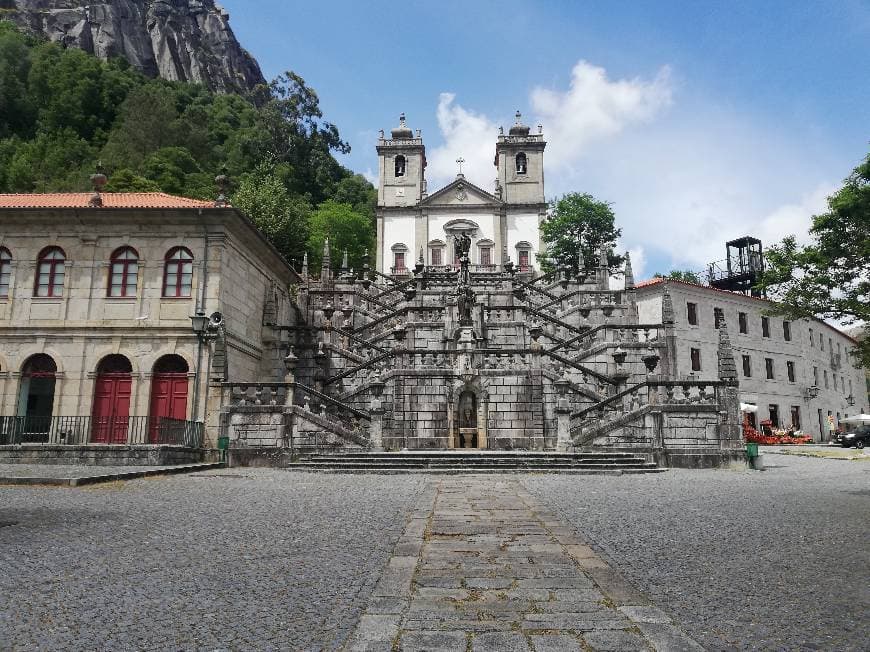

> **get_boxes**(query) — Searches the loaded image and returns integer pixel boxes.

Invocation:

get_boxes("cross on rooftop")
[456,157,465,175]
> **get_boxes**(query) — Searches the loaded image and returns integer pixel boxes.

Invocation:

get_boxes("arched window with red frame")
[162,247,193,298]
[107,247,139,298]
[0,247,11,298]
[34,247,66,298]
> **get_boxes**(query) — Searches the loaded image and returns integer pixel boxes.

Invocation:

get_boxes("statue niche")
[457,390,478,448]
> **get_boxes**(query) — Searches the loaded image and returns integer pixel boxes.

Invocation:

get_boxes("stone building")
[0,188,296,461]
[219,114,746,469]
[377,112,545,275]
[636,278,866,441]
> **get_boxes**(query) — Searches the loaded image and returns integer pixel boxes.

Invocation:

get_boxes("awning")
[840,414,870,425]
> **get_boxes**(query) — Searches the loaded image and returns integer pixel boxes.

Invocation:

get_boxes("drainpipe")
[191,221,211,424]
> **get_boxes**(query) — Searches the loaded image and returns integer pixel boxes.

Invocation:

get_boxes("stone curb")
[0,462,225,487]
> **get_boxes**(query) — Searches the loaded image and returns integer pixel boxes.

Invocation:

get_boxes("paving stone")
[529,634,583,652]
[582,629,652,651]
[464,577,513,590]
[400,630,467,651]
[470,631,530,651]
[618,605,672,624]
[633,623,705,651]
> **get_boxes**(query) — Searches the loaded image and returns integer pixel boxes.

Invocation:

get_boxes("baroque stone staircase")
[285,450,666,474]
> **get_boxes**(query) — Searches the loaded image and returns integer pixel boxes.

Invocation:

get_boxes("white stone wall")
[636,281,867,440]
[505,211,540,267]
[381,211,417,271]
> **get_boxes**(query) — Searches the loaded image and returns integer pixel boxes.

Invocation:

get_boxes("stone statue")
[459,392,476,428]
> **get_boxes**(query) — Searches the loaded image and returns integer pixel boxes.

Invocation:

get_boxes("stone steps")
[286,451,666,474]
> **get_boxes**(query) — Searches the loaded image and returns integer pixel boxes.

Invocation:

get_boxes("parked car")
[835,425,870,449]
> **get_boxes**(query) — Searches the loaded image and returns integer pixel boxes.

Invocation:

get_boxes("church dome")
[508,110,530,136]
[390,113,414,139]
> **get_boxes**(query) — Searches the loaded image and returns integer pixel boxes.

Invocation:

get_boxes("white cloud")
[362,167,378,186]
[530,60,673,168]
[422,60,840,278]
[427,93,501,191]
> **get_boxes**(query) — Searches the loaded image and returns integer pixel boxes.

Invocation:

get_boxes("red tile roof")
[0,193,217,209]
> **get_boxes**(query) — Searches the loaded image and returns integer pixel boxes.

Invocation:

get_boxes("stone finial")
[378,129,385,139]
[717,318,738,384]
[599,245,609,268]
[214,170,231,208]
[88,162,107,208]
[515,110,522,124]
[341,249,349,270]
[415,129,421,138]
[624,251,635,290]
[301,251,309,278]
[538,124,543,134]
[399,112,406,127]
[321,237,331,270]
[577,250,585,271]
[661,285,675,325]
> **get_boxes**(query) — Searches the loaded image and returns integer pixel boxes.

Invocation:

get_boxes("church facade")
[216,112,746,469]
[376,113,546,277]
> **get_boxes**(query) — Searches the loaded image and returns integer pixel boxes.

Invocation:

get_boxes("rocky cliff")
[7,0,265,94]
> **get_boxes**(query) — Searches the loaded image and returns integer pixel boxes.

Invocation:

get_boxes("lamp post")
[190,309,221,427]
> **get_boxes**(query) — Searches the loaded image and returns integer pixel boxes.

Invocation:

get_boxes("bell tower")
[495,111,546,205]
[377,113,426,208]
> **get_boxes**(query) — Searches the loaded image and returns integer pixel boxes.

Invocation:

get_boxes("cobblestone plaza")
[2,453,867,651]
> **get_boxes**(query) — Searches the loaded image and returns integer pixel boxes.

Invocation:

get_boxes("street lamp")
[190,309,209,338]
[189,309,223,425]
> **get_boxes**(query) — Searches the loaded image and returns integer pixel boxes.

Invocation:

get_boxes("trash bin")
[745,442,758,458]
[217,436,229,463]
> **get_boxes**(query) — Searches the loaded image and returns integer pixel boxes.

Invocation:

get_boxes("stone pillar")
[555,401,571,452]
[370,399,384,451]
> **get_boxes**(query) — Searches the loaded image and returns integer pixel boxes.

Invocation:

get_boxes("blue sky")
[220,0,870,280]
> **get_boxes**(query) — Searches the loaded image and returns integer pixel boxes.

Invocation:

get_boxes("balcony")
[0,416,204,447]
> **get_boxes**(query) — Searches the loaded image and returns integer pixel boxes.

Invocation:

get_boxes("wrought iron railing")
[0,416,204,447]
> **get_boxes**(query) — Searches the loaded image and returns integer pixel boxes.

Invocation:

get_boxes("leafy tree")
[4,128,95,191]
[654,270,702,284]
[307,200,374,272]
[332,173,377,223]
[232,164,312,267]
[100,82,182,167]
[756,153,870,367]
[105,168,161,192]
[538,192,624,276]
[141,146,201,195]
[0,22,35,138]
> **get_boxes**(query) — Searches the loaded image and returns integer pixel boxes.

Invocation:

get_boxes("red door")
[149,374,189,443]
[91,374,132,443]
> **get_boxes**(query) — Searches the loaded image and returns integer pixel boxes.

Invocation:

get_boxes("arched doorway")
[91,355,133,444]
[457,390,478,448]
[17,354,57,442]
[149,355,189,443]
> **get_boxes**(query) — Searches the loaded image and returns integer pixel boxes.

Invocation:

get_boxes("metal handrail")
[0,416,203,447]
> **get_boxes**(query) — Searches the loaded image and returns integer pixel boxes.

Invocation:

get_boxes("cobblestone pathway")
[346,477,701,651]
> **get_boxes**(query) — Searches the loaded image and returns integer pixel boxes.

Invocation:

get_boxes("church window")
[108,247,139,298]
[479,247,492,267]
[163,247,193,298]
[35,247,65,298]
[430,247,442,266]
[518,249,530,270]
[393,251,406,272]
[515,152,527,174]
[690,348,701,372]
[394,155,406,177]
[0,248,11,298]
